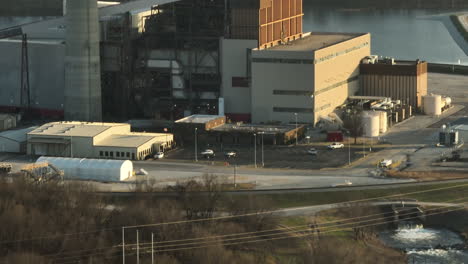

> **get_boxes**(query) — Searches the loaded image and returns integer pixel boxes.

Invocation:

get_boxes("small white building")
[37,156,133,182]
[0,114,17,131]
[453,124,468,144]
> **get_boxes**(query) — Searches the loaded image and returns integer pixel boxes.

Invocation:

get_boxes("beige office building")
[251,32,371,125]
[27,121,173,160]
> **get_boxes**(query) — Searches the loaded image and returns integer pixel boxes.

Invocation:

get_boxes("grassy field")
[235,182,468,209]
[386,170,468,181]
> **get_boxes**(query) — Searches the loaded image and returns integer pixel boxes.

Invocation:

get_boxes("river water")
[303,3,468,65]
[379,222,468,263]
[1,3,468,65]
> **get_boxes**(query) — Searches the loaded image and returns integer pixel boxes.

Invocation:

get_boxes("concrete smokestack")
[64,0,102,121]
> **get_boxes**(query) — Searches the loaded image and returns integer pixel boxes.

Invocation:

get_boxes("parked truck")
[379,159,393,168]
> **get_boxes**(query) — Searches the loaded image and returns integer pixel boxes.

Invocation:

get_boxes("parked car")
[327,142,344,149]
[154,152,164,159]
[307,148,318,155]
[201,149,215,158]
[224,150,237,158]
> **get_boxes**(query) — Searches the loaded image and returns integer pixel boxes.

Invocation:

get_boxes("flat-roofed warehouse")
[26,121,174,160]
[250,32,371,125]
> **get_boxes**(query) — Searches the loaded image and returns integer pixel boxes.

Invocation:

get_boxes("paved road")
[276,201,467,217]
[132,160,411,190]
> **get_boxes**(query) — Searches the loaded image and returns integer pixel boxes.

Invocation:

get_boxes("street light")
[253,133,257,168]
[294,113,298,145]
[258,131,265,167]
[194,127,198,162]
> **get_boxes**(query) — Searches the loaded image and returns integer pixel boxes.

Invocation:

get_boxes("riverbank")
[424,209,468,245]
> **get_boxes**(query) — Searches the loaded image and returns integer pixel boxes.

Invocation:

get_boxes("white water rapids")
[379,222,468,264]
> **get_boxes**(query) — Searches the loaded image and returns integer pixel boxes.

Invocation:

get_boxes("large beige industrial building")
[250,32,371,124]
[360,59,428,110]
[27,121,173,160]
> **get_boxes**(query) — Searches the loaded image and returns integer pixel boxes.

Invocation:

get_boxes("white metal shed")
[36,156,133,182]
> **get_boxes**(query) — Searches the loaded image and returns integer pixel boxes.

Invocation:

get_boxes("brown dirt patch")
[386,170,468,181]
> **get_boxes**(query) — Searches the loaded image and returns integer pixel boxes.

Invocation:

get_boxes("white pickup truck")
[379,159,393,168]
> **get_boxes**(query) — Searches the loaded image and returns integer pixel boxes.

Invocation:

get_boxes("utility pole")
[136,230,139,264]
[194,127,198,162]
[253,133,257,168]
[259,132,265,167]
[233,164,237,188]
[122,227,125,264]
[348,135,351,165]
[151,232,154,264]
[294,113,298,145]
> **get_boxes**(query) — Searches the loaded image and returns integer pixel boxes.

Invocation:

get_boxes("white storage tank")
[378,111,388,133]
[423,94,442,116]
[362,111,380,137]
[36,157,133,182]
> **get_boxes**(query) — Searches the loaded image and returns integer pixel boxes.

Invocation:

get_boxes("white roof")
[176,115,223,124]
[95,133,171,148]
[453,124,468,131]
[0,126,38,142]
[7,0,181,40]
[37,156,133,182]
[29,122,128,137]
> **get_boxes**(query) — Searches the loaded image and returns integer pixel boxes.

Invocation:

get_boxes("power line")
[132,205,468,255]
[2,182,467,247]
[47,186,468,262]
[50,197,468,263]
[122,182,468,229]
[131,197,468,249]
[124,202,468,250]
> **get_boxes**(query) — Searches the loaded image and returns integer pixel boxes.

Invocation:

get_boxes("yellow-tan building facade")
[251,32,371,125]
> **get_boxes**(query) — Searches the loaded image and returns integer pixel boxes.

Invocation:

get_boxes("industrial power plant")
[0,0,461,183]
[0,0,449,127]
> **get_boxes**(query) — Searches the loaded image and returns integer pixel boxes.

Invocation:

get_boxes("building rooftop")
[175,115,224,124]
[95,134,156,148]
[28,122,128,137]
[265,32,365,52]
[95,132,172,147]
[0,126,38,142]
[213,123,298,134]
[453,124,468,131]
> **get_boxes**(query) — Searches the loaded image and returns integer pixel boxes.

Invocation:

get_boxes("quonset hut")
[36,156,133,182]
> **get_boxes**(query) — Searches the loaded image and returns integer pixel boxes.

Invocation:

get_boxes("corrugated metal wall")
[259,0,303,49]
[230,8,259,39]
[360,62,428,110]
[360,75,420,108]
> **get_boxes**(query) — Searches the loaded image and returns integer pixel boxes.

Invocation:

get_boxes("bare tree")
[343,108,363,144]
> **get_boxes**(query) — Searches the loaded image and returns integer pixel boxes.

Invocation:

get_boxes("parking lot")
[164,142,376,170]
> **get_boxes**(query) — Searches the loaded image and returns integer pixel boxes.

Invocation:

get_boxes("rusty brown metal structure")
[259,0,304,49]
[360,59,428,110]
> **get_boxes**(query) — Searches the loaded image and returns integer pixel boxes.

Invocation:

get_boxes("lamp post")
[259,132,265,167]
[294,113,298,145]
[345,130,351,166]
[233,163,237,188]
[253,133,257,168]
[194,127,198,162]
